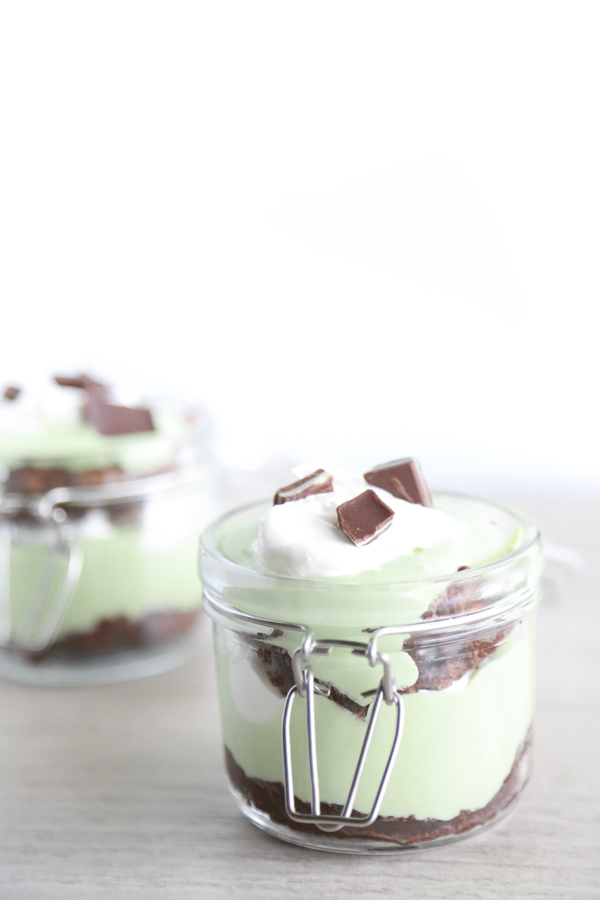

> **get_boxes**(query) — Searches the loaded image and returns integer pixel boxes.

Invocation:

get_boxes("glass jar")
[0,398,214,685]
[200,494,543,853]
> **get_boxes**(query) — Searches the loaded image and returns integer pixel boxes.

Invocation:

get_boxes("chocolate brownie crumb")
[401,629,508,692]
[28,609,200,661]
[251,570,508,705]
[422,575,484,620]
[400,573,511,690]
[256,628,284,639]
[225,725,532,846]
[253,644,370,718]
[4,464,127,494]
[254,645,293,697]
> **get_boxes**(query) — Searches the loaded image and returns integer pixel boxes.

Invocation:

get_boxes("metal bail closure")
[282,637,405,833]
[1,489,83,653]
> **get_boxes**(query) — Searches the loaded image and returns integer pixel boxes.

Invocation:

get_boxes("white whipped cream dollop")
[0,382,151,436]
[0,383,83,433]
[253,467,468,578]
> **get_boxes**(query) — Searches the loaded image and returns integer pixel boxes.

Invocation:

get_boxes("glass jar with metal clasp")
[200,495,543,853]
[0,399,214,685]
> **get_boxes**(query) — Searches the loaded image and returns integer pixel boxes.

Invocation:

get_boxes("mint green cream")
[203,493,542,825]
[0,407,191,475]
[216,621,534,821]
[1,386,212,646]
[6,482,210,643]
[8,506,203,640]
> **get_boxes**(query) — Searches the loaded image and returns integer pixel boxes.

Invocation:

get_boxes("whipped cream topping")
[253,467,469,578]
[0,381,150,435]
[0,379,198,474]
[0,382,83,433]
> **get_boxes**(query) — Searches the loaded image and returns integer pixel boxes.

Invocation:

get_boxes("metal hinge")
[282,635,404,832]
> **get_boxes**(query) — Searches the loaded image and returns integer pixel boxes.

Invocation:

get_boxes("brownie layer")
[225,725,531,847]
[3,463,179,526]
[252,642,370,717]
[28,609,200,661]
[404,575,511,691]
[5,464,130,494]
[248,575,508,711]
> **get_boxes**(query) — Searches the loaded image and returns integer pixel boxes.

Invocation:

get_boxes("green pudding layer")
[5,478,216,646]
[216,618,534,821]
[0,407,192,476]
[9,520,202,641]
[202,491,541,830]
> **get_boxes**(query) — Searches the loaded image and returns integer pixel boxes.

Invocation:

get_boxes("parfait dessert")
[0,376,212,683]
[200,459,542,851]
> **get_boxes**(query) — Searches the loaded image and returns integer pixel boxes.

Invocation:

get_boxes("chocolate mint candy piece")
[54,374,108,393]
[274,469,333,505]
[54,373,156,435]
[3,385,21,401]
[55,374,154,435]
[54,375,86,389]
[364,458,433,507]
[86,390,155,436]
[337,489,395,546]
[80,375,109,394]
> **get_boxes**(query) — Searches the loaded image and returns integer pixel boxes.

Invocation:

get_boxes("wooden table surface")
[1,490,599,899]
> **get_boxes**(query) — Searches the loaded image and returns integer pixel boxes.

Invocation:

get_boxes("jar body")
[0,473,213,684]
[201,495,542,853]
[211,610,535,851]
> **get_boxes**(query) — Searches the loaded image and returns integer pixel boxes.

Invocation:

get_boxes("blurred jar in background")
[0,375,214,685]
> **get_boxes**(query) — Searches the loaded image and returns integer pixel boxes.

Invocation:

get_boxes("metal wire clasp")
[0,490,83,652]
[282,635,404,832]
[2,466,205,652]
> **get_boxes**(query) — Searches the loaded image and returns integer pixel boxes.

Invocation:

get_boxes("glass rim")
[199,491,542,591]
[0,464,212,521]
[0,393,213,503]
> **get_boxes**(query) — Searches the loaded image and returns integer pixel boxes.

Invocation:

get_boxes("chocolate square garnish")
[54,373,154,435]
[86,391,155,436]
[364,458,433,507]
[274,469,333,505]
[54,374,108,393]
[54,375,87,389]
[3,385,21,401]
[337,489,395,546]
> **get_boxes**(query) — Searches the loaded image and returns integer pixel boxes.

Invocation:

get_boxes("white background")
[1,1,598,495]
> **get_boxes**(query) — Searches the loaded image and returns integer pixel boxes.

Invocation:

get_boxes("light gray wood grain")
[1,491,599,899]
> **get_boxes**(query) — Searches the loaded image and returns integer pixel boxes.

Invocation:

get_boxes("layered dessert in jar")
[0,376,213,683]
[200,460,543,852]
